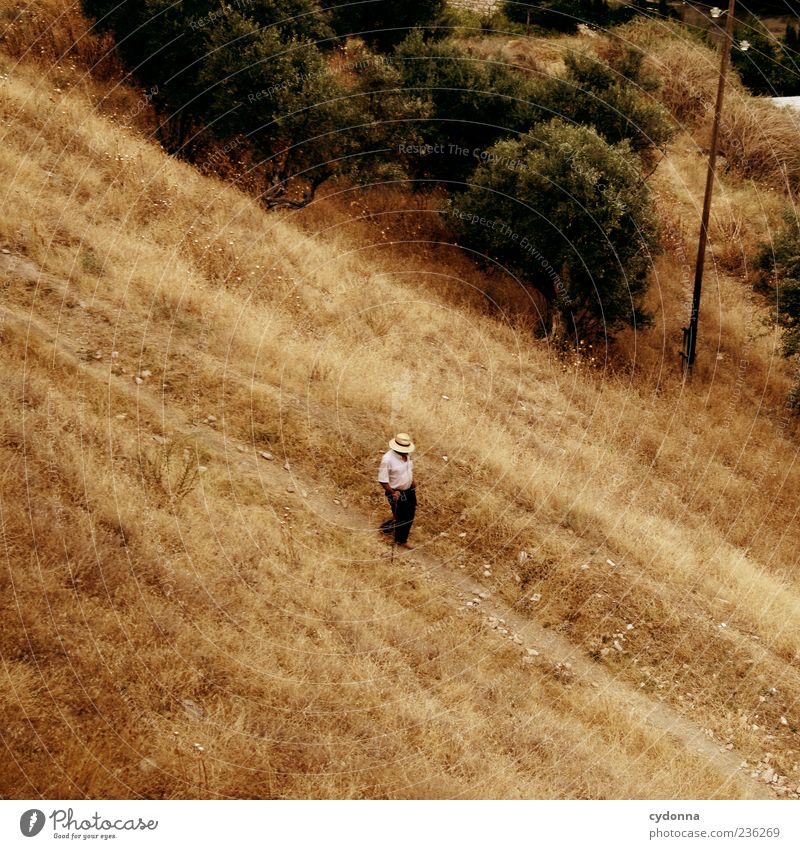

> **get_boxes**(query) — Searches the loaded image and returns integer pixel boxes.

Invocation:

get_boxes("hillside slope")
[1,3,799,799]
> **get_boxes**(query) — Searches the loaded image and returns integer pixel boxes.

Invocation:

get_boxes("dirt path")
[0,255,775,799]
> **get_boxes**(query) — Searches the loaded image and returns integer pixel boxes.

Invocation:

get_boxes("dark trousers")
[383,487,416,544]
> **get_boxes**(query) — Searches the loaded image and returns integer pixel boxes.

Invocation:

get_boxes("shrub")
[502,0,632,34]
[449,119,659,343]
[531,50,674,153]
[756,212,800,359]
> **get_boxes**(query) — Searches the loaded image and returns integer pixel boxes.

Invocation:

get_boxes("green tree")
[393,32,541,184]
[82,1,364,205]
[732,15,800,97]
[197,12,361,207]
[330,0,447,52]
[449,120,659,343]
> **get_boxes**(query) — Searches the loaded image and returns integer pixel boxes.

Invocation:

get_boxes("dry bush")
[0,0,119,78]
[714,97,800,191]
[618,18,738,128]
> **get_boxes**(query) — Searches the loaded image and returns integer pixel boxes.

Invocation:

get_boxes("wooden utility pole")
[683,0,737,377]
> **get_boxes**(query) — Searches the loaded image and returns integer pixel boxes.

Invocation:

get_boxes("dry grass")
[1,1,800,800]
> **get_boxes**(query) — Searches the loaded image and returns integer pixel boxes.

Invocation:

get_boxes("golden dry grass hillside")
[1,3,799,799]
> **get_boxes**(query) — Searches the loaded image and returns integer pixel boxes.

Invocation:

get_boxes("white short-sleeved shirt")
[378,450,414,490]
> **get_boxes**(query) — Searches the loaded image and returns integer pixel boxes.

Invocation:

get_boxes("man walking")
[378,432,416,549]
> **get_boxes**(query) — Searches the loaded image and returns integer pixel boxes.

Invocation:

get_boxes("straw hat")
[388,432,415,453]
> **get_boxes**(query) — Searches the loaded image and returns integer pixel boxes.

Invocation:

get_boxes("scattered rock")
[197,466,207,473]
[607,558,616,567]
[260,451,274,460]
[613,640,623,652]
[181,698,204,719]
[526,648,539,656]
[111,351,119,358]
[283,462,290,471]
[442,455,449,462]
[763,768,775,784]
[512,635,522,644]
[478,591,490,599]
[140,369,152,378]
[530,593,541,603]
[206,414,216,422]
[138,758,158,774]
[134,376,144,385]
[483,570,491,577]
[780,716,789,726]
[458,532,467,538]
[286,485,295,493]
[518,550,529,564]
[441,395,450,400]
[333,499,340,505]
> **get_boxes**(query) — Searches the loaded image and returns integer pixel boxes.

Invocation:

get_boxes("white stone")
[483,570,491,577]
[530,593,541,603]
[526,648,539,656]
[134,376,143,385]
[140,369,152,378]
[260,451,274,460]
[283,462,290,471]
[613,640,623,652]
